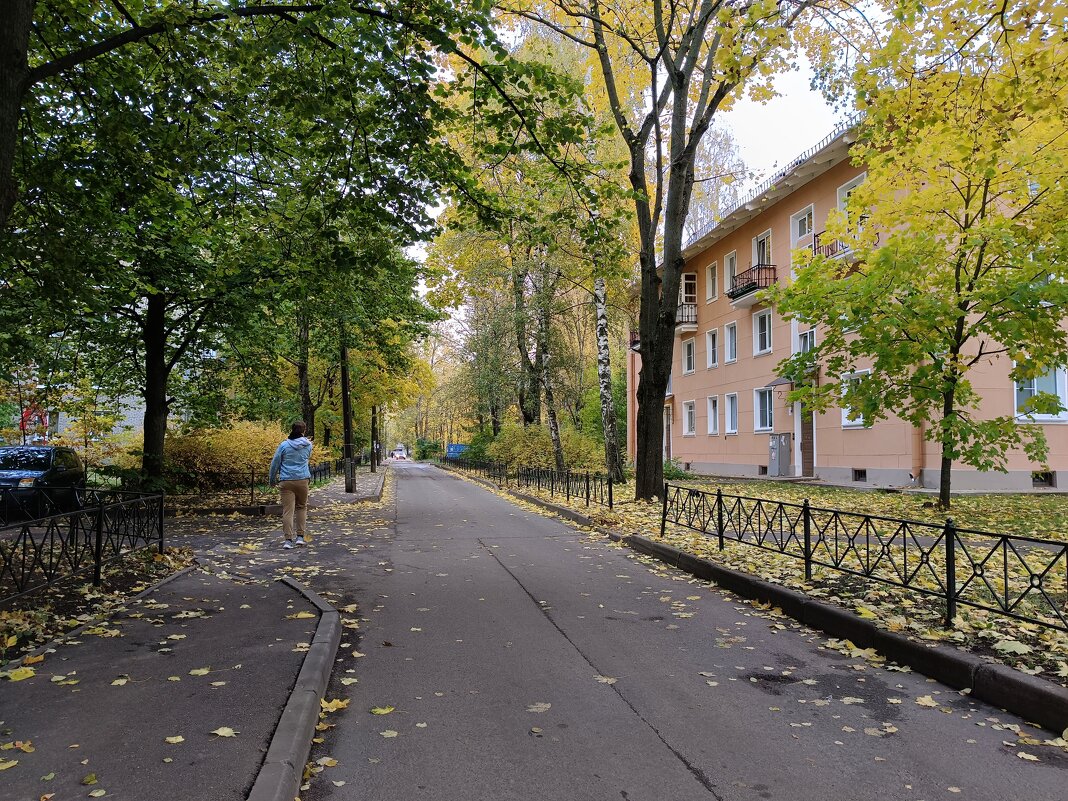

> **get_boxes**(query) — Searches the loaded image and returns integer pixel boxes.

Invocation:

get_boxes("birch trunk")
[593,278,625,483]
[541,344,566,473]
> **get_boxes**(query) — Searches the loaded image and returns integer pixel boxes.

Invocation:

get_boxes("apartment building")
[625,119,1068,491]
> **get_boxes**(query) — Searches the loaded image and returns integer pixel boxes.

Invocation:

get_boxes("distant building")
[626,119,1067,490]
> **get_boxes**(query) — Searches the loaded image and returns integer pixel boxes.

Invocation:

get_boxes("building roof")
[682,112,863,259]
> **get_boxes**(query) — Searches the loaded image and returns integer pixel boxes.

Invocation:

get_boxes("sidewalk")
[0,474,384,801]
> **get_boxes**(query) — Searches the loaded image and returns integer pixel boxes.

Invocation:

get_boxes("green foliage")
[465,428,497,462]
[662,460,690,481]
[487,423,600,469]
[415,438,441,460]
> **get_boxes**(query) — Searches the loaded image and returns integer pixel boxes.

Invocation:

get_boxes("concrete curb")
[246,578,341,801]
[439,466,1068,733]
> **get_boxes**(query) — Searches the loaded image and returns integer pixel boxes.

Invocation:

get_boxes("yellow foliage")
[487,423,602,470]
[163,421,286,477]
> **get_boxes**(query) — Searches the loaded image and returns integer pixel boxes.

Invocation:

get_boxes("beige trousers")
[279,479,310,539]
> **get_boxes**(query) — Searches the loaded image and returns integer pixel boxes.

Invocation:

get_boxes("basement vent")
[758,465,768,476]
[1033,471,1054,488]
[852,469,867,483]
[683,462,692,471]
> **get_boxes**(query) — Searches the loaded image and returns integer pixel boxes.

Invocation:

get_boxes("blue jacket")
[269,437,313,483]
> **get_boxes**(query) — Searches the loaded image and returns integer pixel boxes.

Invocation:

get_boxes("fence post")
[585,472,590,507]
[158,492,166,554]
[944,517,957,628]
[803,498,812,581]
[659,482,668,538]
[92,499,105,586]
[566,469,571,502]
[716,488,725,551]
[608,474,613,509]
[250,467,256,506]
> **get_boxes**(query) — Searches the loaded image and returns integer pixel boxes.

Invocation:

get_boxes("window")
[725,251,737,291]
[754,230,772,265]
[680,272,697,305]
[1015,367,1068,421]
[706,329,719,368]
[682,338,696,374]
[841,370,870,427]
[838,173,866,210]
[754,388,773,431]
[725,322,738,363]
[753,309,772,355]
[682,400,696,435]
[706,262,718,302]
[791,205,814,242]
[797,328,816,354]
[707,396,719,435]
[725,393,739,434]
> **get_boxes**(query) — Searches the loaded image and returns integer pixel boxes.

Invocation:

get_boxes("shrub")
[663,459,689,481]
[161,422,293,489]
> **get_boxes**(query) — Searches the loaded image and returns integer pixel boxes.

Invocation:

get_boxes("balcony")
[675,302,697,334]
[812,231,851,259]
[726,264,776,308]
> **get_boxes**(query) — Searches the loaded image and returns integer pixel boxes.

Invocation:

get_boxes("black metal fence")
[661,483,1068,632]
[439,456,614,509]
[0,489,165,605]
[163,459,345,508]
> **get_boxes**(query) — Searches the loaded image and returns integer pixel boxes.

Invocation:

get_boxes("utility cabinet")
[768,433,792,477]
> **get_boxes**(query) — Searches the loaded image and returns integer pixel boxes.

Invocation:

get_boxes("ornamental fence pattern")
[439,456,615,509]
[661,483,1067,632]
[0,489,165,605]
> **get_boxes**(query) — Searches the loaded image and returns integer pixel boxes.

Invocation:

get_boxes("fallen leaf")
[915,695,939,708]
[595,675,618,685]
[371,706,395,715]
[4,667,35,682]
[82,773,98,785]
[164,736,184,744]
[110,677,128,686]
[210,727,237,738]
[189,668,210,676]
[316,757,338,767]
[321,698,350,713]
[286,611,316,620]
[380,730,398,738]
[340,678,358,686]
[526,702,551,713]
[0,760,17,770]
[23,654,44,666]
[1016,751,1039,762]
[88,791,106,798]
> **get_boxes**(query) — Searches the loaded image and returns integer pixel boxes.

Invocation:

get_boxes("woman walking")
[269,421,313,549]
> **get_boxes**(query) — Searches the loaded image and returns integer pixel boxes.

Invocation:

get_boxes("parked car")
[0,446,87,520]
[391,450,407,460]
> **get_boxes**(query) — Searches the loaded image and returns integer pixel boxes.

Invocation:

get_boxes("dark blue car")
[0,446,86,521]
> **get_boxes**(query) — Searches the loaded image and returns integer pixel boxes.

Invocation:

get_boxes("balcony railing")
[726,264,776,300]
[812,232,850,258]
[675,302,697,330]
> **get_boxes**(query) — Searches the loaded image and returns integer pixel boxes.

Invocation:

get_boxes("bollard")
[608,474,613,509]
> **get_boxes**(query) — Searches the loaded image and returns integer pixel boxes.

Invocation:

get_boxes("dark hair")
[288,421,307,440]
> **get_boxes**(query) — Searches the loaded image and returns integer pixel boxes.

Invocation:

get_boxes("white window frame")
[841,370,870,428]
[753,309,773,356]
[706,328,719,368]
[791,204,814,244]
[1014,367,1068,422]
[682,400,697,436]
[680,272,698,305]
[837,173,867,210]
[725,393,739,434]
[707,396,719,435]
[725,251,737,291]
[682,338,696,375]
[796,328,816,355]
[754,388,774,432]
[706,261,719,302]
[754,230,772,266]
[725,322,738,364]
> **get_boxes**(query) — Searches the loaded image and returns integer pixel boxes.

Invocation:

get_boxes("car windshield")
[0,449,52,471]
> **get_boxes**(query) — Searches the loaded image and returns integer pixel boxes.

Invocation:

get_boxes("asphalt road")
[305,462,1066,801]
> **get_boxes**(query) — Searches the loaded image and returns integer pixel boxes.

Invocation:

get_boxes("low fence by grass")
[439,456,615,509]
[0,489,165,605]
[162,459,346,510]
[661,483,1068,633]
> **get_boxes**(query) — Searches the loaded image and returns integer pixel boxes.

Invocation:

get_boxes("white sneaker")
[295,536,306,546]
[282,540,294,549]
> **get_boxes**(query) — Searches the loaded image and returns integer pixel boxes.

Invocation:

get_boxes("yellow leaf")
[379,730,398,738]
[110,677,128,686]
[286,611,316,620]
[189,668,210,676]
[320,698,350,713]
[164,736,184,744]
[4,635,15,647]
[316,757,338,767]
[82,773,98,785]
[23,654,44,665]
[4,667,35,682]
[915,695,939,707]
[89,790,106,798]
[0,759,17,770]
[1016,751,1039,762]
[210,727,237,738]
[370,706,394,715]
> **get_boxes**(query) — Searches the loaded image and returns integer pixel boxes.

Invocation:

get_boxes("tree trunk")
[512,255,541,425]
[593,278,625,483]
[0,1,31,230]
[938,384,956,509]
[490,402,501,437]
[141,292,170,484]
[541,347,566,473]
[339,321,354,490]
[370,403,378,471]
[296,315,315,437]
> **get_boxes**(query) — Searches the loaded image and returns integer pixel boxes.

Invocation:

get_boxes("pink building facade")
[625,121,1068,491]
